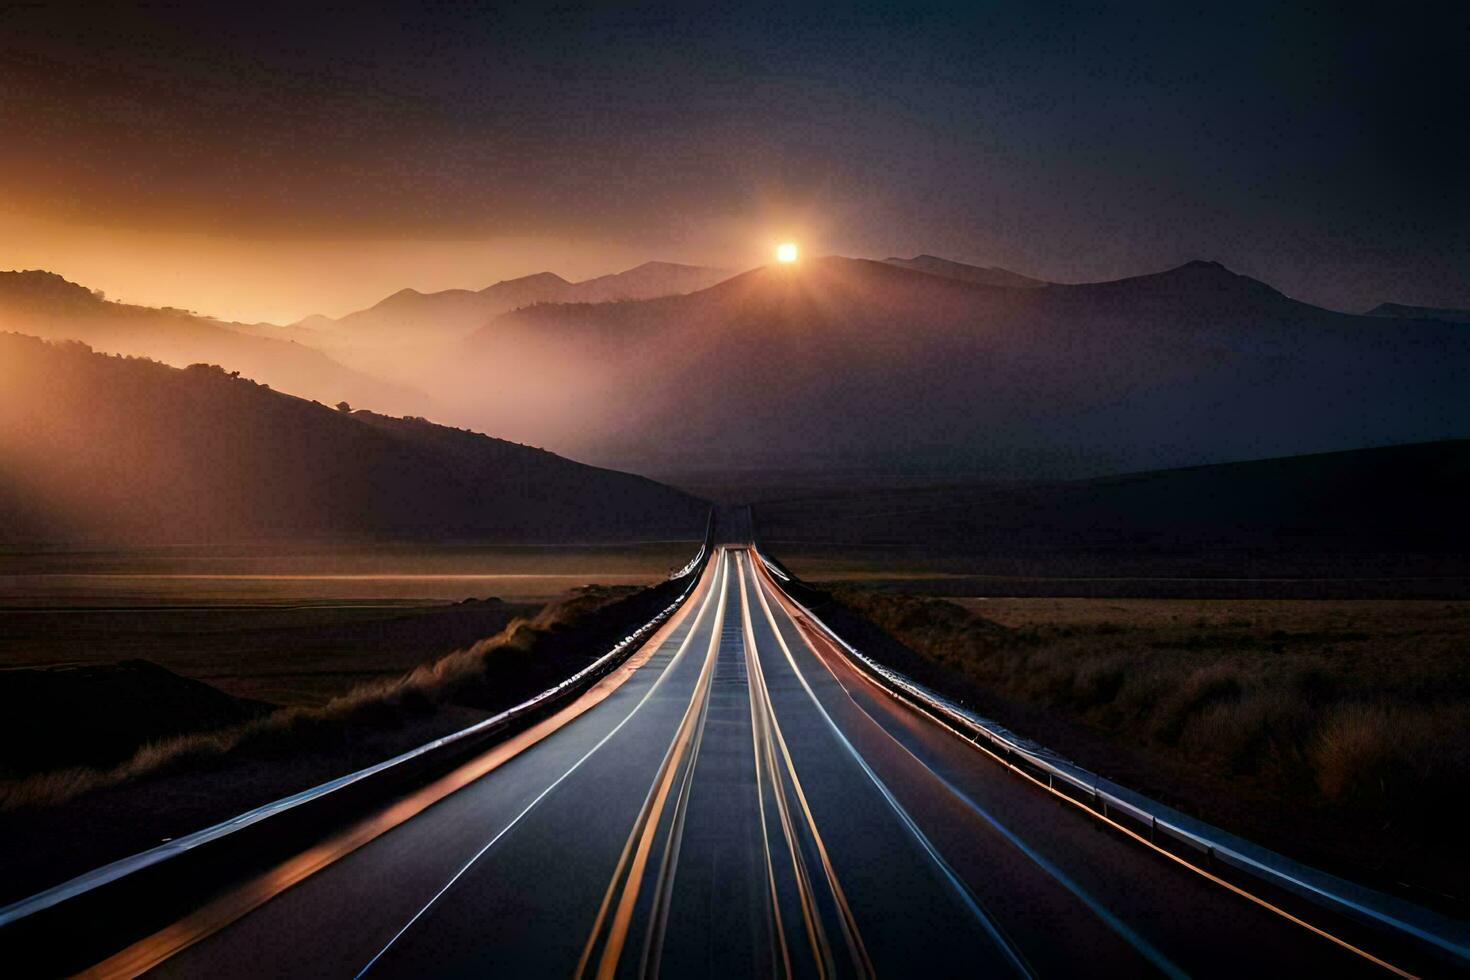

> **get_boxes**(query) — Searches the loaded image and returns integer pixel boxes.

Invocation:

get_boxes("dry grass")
[830,591,1470,897]
[0,587,627,811]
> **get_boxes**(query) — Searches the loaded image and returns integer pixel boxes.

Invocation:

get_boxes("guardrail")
[751,545,1470,970]
[668,510,714,580]
[0,525,715,933]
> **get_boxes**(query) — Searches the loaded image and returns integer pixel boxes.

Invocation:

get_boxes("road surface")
[82,548,1420,977]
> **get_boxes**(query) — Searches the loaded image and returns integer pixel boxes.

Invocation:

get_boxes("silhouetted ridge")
[480,271,571,295]
[1085,259,1281,294]
[1366,302,1470,324]
[301,262,730,339]
[883,255,1047,288]
[0,270,103,311]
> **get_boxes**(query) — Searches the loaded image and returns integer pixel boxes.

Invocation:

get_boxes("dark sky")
[2,1,1466,312]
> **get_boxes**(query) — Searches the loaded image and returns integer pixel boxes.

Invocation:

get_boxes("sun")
[775,242,799,264]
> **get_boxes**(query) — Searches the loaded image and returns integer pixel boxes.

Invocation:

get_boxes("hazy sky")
[2,2,1465,322]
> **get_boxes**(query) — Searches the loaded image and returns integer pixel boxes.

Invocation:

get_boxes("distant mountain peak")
[1121,259,1287,301]
[483,271,571,292]
[1174,259,1231,274]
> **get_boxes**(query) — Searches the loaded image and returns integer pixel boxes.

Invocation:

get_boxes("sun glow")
[776,242,799,264]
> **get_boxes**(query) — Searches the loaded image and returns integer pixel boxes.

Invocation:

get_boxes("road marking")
[790,611,1188,978]
[744,561,797,980]
[575,551,729,980]
[739,553,862,978]
[638,597,721,979]
[353,550,728,978]
[747,557,1035,979]
[742,554,837,977]
[758,559,1419,980]
[755,667,833,978]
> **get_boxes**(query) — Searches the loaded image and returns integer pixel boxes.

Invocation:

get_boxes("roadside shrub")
[1178,689,1313,775]
[1147,663,1244,745]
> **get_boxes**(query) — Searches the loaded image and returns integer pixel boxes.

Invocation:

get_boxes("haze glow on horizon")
[0,210,825,324]
[0,211,705,324]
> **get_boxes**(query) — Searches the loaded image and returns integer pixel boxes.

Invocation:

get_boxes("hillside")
[0,333,707,546]
[442,257,1470,475]
[754,440,1469,559]
[0,271,428,416]
[883,254,1048,288]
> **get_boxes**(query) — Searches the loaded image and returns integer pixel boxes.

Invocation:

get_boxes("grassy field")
[821,588,1470,906]
[0,541,695,701]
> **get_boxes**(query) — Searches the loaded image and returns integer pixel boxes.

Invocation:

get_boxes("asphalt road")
[92,548,1417,977]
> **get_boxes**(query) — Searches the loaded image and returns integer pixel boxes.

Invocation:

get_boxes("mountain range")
[7,255,1466,484]
[242,261,733,384]
[0,333,706,546]
[435,256,1470,476]
[290,261,732,343]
